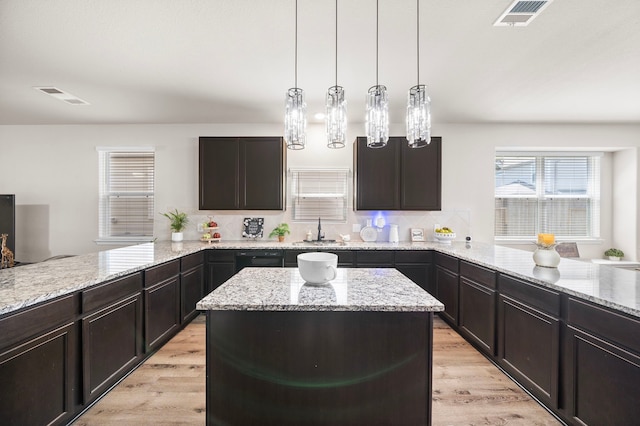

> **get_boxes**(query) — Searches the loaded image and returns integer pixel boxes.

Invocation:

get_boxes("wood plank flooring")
[73,315,561,425]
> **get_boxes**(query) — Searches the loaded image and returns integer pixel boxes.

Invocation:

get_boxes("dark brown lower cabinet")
[459,277,496,356]
[497,275,560,409]
[206,250,236,294]
[435,265,458,325]
[82,293,143,403]
[564,297,640,425]
[395,250,433,293]
[144,277,180,352]
[181,264,204,323]
[0,321,77,425]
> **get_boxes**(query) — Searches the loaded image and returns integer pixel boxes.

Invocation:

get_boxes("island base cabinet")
[82,294,143,403]
[0,322,77,426]
[206,310,433,426]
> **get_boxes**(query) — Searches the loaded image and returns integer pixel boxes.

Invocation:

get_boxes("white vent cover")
[494,0,554,27]
[33,86,90,105]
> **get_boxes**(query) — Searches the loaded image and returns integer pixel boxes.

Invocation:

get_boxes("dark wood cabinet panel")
[395,250,433,293]
[206,250,236,294]
[144,277,181,352]
[354,136,441,210]
[356,250,395,267]
[498,294,559,408]
[181,265,204,324]
[199,137,285,210]
[459,277,496,355]
[400,136,442,210]
[0,322,77,426]
[82,293,143,403]
[435,266,459,325]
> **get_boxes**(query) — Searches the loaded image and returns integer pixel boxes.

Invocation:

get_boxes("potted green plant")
[161,209,189,242]
[269,223,291,242]
[604,248,624,261]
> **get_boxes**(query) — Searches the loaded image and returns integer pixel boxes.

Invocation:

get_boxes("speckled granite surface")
[196,267,444,312]
[1,239,639,318]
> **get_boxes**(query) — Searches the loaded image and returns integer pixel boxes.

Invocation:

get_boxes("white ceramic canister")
[389,224,399,243]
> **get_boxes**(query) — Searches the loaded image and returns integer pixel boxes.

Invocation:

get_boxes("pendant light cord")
[335,0,338,86]
[295,0,298,88]
[416,0,420,85]
[375,0,379,86]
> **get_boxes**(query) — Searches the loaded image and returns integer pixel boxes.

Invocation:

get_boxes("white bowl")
[297,252,338,284]
[434,232,456,243]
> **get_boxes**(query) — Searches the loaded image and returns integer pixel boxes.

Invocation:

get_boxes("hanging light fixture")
[365,0,389,148]
[326,0,347,149]
[406,0,431,148]
[284,0,306,150]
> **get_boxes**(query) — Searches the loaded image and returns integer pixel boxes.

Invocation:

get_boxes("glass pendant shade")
[326,85,347,148]
[406,84,431,148]
[285,87,306,150]
[365,85,389,148]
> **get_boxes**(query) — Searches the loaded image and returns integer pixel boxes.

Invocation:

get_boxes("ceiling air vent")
[494,0,554,27]
[33,86,90,105]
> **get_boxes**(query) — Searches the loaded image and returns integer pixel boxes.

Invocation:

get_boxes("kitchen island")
[196,267,444,425]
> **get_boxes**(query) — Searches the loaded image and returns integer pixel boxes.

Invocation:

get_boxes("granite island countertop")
[1,239,639,318]
[196,267,445,312]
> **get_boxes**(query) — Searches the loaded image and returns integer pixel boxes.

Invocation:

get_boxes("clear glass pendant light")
[326,0,346,149]
[284,0,306,150]
[406,0,431,148]
[366,0,389,148]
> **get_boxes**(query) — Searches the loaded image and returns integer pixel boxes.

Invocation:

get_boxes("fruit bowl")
[434,232,456,244]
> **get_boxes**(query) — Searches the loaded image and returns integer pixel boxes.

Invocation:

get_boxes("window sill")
[95,237,155,245]
[494,238,604,245]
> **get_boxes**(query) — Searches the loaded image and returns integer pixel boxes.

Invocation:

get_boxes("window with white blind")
[97,148,155,243]
[495,152,601,241]
[290,169,350,222]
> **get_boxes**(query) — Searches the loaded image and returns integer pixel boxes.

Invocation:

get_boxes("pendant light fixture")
[284,0,306,150]
[365,0,389,148]
[326,0,347,149]
[406,0,431,148]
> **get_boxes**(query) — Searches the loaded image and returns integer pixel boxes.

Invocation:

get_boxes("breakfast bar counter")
[197,267,444,425]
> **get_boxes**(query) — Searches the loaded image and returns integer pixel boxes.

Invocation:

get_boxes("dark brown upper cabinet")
[354,136,441,211]
[199,137,285,210]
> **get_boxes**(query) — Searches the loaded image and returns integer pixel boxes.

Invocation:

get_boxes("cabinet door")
[498,295,559,408]
[355,136,400,210]
[0,322,77,426]
[400,137,442,210]
[396,264,432,292]
[435,266,458,325]
[240,137,284,210]
[459,277,496,356]
[199,137,240,209]
[145,277,180,352]
[82,293,143,403]
[207,262,236,293]
[181,265,204,324]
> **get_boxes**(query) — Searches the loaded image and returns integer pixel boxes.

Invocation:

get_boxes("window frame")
[494,151,602,243]
[96,146,155,245]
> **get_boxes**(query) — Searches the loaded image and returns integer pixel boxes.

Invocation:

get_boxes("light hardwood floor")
[74,315,561,425]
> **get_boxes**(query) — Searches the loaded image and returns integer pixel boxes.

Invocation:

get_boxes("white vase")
[608,256,621,261]
[171,232,184,242]
[533,247,561,268]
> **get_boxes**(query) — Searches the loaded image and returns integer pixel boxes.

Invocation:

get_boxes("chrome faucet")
[317,217,324,241]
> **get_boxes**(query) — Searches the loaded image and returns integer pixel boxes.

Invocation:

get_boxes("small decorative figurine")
[1,233,15,268]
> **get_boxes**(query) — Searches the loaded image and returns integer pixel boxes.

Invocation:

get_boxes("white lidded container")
[389,224,399,243]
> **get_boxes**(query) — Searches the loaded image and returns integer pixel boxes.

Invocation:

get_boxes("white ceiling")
[1,0,639,126]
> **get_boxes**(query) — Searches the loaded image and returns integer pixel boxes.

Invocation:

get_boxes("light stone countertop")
[0,239,638,318]
[196,267,445,312]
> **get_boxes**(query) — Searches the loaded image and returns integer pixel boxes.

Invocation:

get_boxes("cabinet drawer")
[0,294,79,350]
[82,273,143,313]
[460,261,496,289]
[325,249,355,266]
[356,250,394,266]
[207,249,236,263]
[181,251,204,271]
[395,250,432,264]
[498,275,560,317]
[435,252,459,273]
[145,259,180,286]
[568,298,640,353]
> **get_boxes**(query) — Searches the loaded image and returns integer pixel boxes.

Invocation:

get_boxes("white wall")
[1,122,638,262]
[612,149,638,260]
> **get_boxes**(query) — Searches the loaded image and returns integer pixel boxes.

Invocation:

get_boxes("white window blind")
[290,168,350,222]
[495,153,600,240]
[98,148,155,242]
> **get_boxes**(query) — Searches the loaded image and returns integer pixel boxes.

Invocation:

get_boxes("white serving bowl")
[297,252,338,284]
[434,232,456,244]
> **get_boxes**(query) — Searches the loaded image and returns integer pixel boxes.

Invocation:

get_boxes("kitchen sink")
[293,240,344,246]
